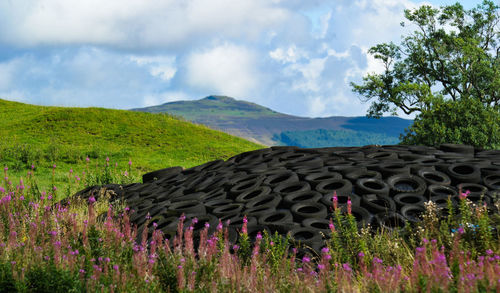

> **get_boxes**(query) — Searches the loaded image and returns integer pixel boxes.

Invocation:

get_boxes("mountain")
[132,95,414,147]
[0,98,263,190]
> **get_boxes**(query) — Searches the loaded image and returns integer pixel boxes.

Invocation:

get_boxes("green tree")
[351,0,500,149]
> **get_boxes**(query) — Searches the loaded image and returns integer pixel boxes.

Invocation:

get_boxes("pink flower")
[86,157,90,162]
[69,169,73,174]
[106,157,110,162]
[459,190,471,200]
[31,164,35,170]
[88,196,96,204]
[53,164,56,169]
[332,191,338,210]
[302,256,310,263]
[256,232,262,240]
[347,197,352,215]
[128,160,132,166]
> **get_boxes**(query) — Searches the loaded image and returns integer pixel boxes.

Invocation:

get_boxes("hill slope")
[0,98,263,191]
[132,95,414,146]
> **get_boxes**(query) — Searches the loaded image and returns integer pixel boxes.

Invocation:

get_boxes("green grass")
[0,99,264,195]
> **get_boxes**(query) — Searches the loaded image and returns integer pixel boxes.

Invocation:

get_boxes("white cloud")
[0,0,290,49]
[130,56,177,82]
[185,43,260,98]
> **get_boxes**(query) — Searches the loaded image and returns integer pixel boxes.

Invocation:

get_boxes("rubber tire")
[304,172,343,188]
[400,204,426,224]
[166,200,206,217]
[360,194,396,214]
[426,184,458,201]
[290,202,328,222]
[273,181,311,195]
[355,178,390,197]
[483,174,500,191]
[263,171,299,187]
[301,218,332,239]
[282,190,323,208]
[386,174,427,197]
[393,193,427,209]
[446,163,482,185]
[235,186,272,203]
[417,169,451,186]
[315,179,353,197]
[320,192,361,210]
[245,194,282,210]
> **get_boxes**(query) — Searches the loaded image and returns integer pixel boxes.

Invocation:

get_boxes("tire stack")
[71,144,500,255]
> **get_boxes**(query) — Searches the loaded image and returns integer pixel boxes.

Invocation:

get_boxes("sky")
[0,0,488,119]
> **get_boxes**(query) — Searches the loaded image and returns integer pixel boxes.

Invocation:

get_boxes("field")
[0,99,263,199]
[0,99,498,292]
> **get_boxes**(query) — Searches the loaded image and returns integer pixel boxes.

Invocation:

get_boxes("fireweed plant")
[0,159,498,292]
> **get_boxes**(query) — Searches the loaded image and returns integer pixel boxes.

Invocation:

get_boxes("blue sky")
[0,0,489,119]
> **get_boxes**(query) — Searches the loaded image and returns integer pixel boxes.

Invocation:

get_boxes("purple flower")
[31,164,35,170]
[342,263,352,272]
[486,249,493,255]
[53,164,56,169]
[128,160,132,166]
[4,166,8,171]
[256,232,262,240]
[358,251,365,258]
[106,157,110,162]
[321,247,329,254]
[302,256,310,263]
[88,196,96,204]
[113,265,119,271]
[86,157,90,162]
[318,264,325,270]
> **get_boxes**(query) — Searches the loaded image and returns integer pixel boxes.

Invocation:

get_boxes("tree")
[350,0,500,149]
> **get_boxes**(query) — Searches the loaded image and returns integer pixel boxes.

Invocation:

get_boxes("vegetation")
[351,0,500,149]
[273,129,400,148]
[0,162,498,292]
[0,99,263,196]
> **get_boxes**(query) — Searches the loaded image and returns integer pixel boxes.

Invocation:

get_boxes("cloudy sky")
[0,0,485,119]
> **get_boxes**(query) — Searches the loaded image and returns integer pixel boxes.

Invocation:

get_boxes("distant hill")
[132,95,414,147]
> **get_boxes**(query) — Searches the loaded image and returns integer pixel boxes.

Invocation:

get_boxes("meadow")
[0,157,498,292]
[0,99,499,292]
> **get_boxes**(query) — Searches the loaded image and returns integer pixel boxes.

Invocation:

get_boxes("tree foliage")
[351,1,500,149]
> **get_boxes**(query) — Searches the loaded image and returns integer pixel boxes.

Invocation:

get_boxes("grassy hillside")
[0,99,264,195]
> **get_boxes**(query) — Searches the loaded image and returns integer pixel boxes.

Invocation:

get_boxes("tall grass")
[0,159,498,292]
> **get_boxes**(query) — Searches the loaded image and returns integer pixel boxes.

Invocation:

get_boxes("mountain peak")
[202,95,235,102]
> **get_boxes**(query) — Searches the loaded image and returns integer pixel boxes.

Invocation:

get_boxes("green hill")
[0,99,263,194]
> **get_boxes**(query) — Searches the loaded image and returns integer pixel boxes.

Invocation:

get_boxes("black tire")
[242,206,276,218]
[456,183,491,205]
[212,203,244,218]
[446,163,482,185]
[426,184,458,201]
[386,174,427,197]
[227,215,258,231]
[417,169,451,186]
[400,204,426,224]
[480,166,500,177]
[166,200,206,217]
[393,193,427,209]
[285,156,324,169]
[360,194,396,214]
[439,143,474,157]
[290,202,328,222]
[273,181,311,195]
[304,172,343,188]
[258,209,294,225]
[301,218,332,239]
[430,194,456,208]
[200,190,227,202]
[333,150,365,160]
[245,194,282,210]
[345,170,382,182]
[355,178,390,197]
[338,205,374,229]
[170,191,206,203]
[235,186,272,203]
[315,179,353,196]
[203,199,233,212]
[366,152,398,160]
[263,171,299,187]
[320,192,361,210]
[229,178,264,198]
[376,162,411,178]
[374,212,407,232]
[282,190,323,208]
[483,174,500,191]
[288,227,324,252]
[246,224,271,242]
[143,166,183,183]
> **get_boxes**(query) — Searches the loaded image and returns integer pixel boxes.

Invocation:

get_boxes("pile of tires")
[71,144,500,255]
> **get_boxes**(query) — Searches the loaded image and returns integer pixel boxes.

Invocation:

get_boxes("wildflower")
[321,247,329,254]
[332,191,338,210]
[459,189,471,200]
[358,251,365,258]
[88,196,96,204]
[86,157,90,163]
[233,244,239,251]
[329,218,335,232]
[347,197,352,215]
[486,249,493,255]
[302,256,310,263]
[53,164,56,169]
[113,265,119,271]
[318,264,325,270]
[106,157,110,162]
[128,160,132,166]
[342,263,352,272]
[0,187,4,193]
[79,269,85,273]
[53,186,57,191]
[31,164,35,170]
[217,220,223,231]
[256,232,262,240]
